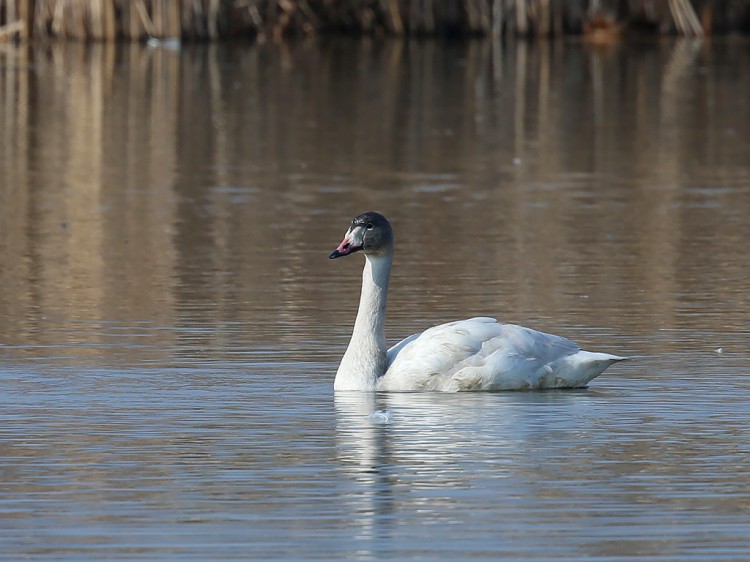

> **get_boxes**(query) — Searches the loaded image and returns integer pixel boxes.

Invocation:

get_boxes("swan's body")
[330,212,625,392]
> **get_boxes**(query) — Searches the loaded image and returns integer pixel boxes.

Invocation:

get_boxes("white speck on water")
[716,347,723,354]
[368,410,392,423]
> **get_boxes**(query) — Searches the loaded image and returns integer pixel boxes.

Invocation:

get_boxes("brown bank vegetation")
[1,0,749,42]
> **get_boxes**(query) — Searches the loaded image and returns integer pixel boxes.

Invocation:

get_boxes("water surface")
[1,38,750,559]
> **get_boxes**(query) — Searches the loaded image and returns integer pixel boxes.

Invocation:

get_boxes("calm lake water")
[1,37,750,559]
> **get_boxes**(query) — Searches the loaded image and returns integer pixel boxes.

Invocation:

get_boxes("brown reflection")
[1,38,749,361]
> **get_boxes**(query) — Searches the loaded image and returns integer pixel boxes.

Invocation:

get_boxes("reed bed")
[1,0,749,42]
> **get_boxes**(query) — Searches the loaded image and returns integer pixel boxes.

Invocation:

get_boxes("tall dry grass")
[0,1,748,42]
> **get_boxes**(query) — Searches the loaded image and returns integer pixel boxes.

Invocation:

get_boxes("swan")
[329,211,626,392]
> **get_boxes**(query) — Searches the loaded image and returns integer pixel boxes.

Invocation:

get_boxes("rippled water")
[1,38,750,559]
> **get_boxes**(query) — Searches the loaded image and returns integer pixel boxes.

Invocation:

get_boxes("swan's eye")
[366,223,373,230]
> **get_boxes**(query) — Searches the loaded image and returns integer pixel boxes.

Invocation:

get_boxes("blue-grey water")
[1,38,750,559]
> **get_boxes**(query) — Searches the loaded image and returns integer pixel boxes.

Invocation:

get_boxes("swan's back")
[381,317,623,391]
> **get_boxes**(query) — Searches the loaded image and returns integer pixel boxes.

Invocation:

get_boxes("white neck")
[334,253,393,391]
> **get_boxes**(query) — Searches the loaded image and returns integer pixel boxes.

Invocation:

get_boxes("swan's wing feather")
[381,317,588,391]
[386,332,420,363]
[382,318,490,390]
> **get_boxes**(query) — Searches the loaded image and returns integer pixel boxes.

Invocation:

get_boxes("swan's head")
[329,212,393,259]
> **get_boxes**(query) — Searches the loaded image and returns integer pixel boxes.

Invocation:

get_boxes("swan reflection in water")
[332,389,602,553]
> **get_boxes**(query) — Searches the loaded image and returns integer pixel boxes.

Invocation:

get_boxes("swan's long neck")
[334,253,392,391]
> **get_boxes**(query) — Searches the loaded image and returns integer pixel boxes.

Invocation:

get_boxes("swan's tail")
[548,351,628,388]
[584,351,629,365]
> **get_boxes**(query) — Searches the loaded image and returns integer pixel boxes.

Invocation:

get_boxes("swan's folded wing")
[382,318,488,390]
[382,317,582,391]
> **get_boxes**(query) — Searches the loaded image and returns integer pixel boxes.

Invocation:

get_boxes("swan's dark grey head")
[329,211,393,259]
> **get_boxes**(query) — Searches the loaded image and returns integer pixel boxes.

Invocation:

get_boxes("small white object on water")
[368,410,392,423]
[513,157,522,165]
[146,37,181,50]
[716,348,724,354]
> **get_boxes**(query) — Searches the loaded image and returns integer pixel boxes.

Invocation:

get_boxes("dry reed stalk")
[50,1,63,38]
[465,0,478,32]
[72,1,87,39]
[384,0,403,34]
[121,0,143,40]
[18,0,34,40]
[0,1,19,40]
[167,0,180,37]
[700,4,712,35]
[186,0,205,38]
[515,0,528,35]
[151,0,180,38]
[30,0,44,39]
[668,0,703,36]
[491,0,502,37]
[88,0,116,41]
[537,0,549,36]
[6,0,18,28]
[208,0,219,39]
[552,1,563,35]
[135,0,156,37]
[151,0,164,36]
[408,0,418,33]
[423,0,435,33]
[475,0,491,33]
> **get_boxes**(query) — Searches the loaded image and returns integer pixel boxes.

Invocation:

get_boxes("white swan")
[329,212,626,392]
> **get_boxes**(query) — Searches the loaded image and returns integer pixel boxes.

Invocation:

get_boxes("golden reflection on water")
[1,38,749,360]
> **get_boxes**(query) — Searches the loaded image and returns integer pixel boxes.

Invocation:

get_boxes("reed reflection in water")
[1,37,750,559]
